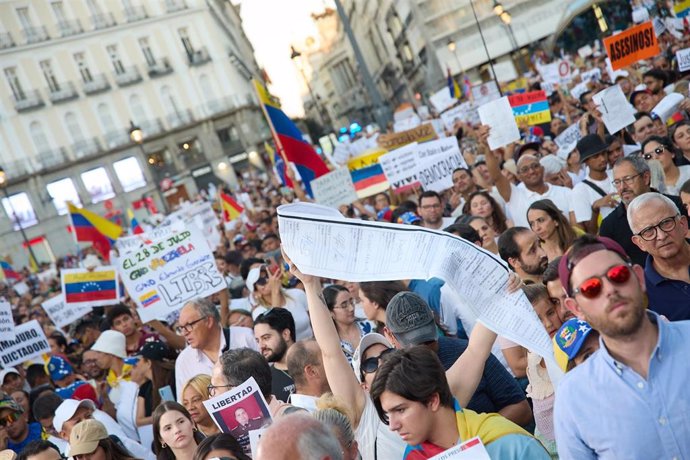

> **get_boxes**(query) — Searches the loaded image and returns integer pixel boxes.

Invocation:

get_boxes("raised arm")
[446,321,497,407]
[282,248,367,425]
[478,124,512,202]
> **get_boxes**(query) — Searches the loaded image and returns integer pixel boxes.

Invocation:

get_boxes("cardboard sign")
[555,124,583,159]
[677,48,690,72]
[61,266,120,307]
[203,377,272,457]
[116,226,225,323]
[604,21,660,70]
[42,294,92,329]
[0,320,50,368]
[310,168,358,209]
[429,87,458,113]
[0,300,14,340]
[377,123,437,150]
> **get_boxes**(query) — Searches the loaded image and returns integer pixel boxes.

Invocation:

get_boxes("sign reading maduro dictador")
[604,21,660,70]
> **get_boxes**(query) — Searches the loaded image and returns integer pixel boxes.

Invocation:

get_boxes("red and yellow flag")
[219,192,244,222]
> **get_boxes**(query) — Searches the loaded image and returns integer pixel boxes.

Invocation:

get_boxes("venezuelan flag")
[347,148,389,198]
[508,90,551,126]
[63,269,118,303]
[447,68,461,99]
[253,79,329,196]
[0,261,20,280]
[266,141,293,188]
[127,209,144,235]
[67,202,122,261]
[219,192,244,222]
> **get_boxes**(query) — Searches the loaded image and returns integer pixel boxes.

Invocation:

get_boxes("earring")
[162,443,167,448]
[193,426,198,432]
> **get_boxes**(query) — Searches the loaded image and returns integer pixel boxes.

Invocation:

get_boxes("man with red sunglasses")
[554,235,690,459]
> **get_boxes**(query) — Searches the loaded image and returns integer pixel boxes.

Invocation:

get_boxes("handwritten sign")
[161,201,221,251]
[42,294,92,329]
[61,266,120,307]
[0,300,14,341]
[604,21,660,70]
[0,320,50,368]
[203,377,271,457]
[310,168,358,209]
[379,143,421,191]
[429,86,458,113]
[677,48,690,72]
[115,226,225,323]
[592,85,636,135]
[116,221,186,255]
[441,101,479,130]
[377,123,437,150]
[508,90,551,126]
[555,124,582,159]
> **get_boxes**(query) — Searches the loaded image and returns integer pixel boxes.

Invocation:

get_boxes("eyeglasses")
[0,412,19,427]
[642,146,666,160]
[333,299,355,309]
[572,264,632,299]
[207,383,233,397]
[634,215,680,241]
[175,316,208,334]
[518,163,541,174]
[420,203,441,210]
[361,348,395,376]
[611,173,642,187]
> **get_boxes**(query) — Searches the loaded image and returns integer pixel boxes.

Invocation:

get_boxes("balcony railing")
[72,138,103,159]
[147,57,174,78]
[58,19,83,37]
[166,109,194,128]
[23,26,49,44]
[139,118,165,137]
[48,82,79,104]
[14,89,45,112]
[83,74,111,95]
[124,6,148,22]
[104,130,130,149]
[91,12,116,30]
[187,47,211,66]
[37,148,68,169]
[4,159,33,179]
[113,66,142,87]
[0,32,15,49]
[165,0,187,13]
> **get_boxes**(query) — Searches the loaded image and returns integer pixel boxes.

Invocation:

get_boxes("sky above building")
[239,0,334,118]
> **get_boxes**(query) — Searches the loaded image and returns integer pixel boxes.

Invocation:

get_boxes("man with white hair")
[627,192,690,320]
[255,413,343,460]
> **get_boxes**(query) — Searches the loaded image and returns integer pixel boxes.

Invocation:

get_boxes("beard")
[582,294,646,339]
[521,256,548,276]
[264,338,288,363]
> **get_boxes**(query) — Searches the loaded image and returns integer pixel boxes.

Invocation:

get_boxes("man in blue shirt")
[555,234,690,459]
[627,192,690,320]
[0,392,42,454]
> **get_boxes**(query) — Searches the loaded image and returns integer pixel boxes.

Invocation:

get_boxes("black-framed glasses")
[361,348,395,376]
[175,316,208,334]
[207,383,233,397]
[635,215,680,241]
[518,163,541,175]
[612,173,642,187]
[642,146,666,160]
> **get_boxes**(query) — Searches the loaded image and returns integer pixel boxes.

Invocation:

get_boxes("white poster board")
[430,87,458,113]
[0,320,50,368]
[677,48,690,72]
[42,294,92,329]
[477,97,521,150]
[592,85,636,134]
[310,168,358,209]
[0,300,14,341]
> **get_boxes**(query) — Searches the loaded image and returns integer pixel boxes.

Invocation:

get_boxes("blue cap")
[47,355,74,382]
[553,318,595,372]
[397,211,421,225]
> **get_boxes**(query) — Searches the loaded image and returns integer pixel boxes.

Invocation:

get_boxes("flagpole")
[66,202,82,260]
[251,79,290,166]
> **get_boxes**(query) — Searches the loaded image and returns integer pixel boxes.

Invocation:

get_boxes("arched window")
[29,121,50,154]
[64,112,84,143]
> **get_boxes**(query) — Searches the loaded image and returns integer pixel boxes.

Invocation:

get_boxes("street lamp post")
[493,1,525,75]
[0,167,39,268]
[447,39,464,76]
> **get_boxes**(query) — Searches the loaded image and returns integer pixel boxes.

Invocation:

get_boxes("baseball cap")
[139,341,175,362]
[0,368,20,385]
[69,419,108,456]
[91,330,127,359]
[0,391,22,414]
[553,318,595,372]
[47,355,74,382]
[351,333,392,383]
[558,236,630,296]
[396,211,421,225]
[53,399,96,432]
[385,292,437,346]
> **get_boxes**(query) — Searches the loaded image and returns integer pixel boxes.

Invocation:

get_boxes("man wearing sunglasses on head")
[0,392,42,454]
[554,235,690,459]
[627,192,690,321]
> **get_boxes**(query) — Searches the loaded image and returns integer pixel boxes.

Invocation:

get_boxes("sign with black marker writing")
[0,320,50,368]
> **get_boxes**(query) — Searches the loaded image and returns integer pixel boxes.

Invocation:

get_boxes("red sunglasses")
[572,264,632,299]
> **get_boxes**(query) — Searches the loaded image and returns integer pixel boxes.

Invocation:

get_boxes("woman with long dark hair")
[130,341,177,427]
[322,285,372,363]
[152,401,205,460]
[463,191,509,235]
[526,199,577,261]
[192,433,250,460]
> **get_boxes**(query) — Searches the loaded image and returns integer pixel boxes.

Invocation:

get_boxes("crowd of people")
[1,10,690,460]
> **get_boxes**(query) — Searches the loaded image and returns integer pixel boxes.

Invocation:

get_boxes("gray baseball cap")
[385,292,437,346]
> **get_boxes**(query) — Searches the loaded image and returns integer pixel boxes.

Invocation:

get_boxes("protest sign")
[379,143,421,191]
[203,377,271,457]
[676,48,690,73]
[429,86,458,113]
[0,300,14,341]
[554,124,582,159]
[592,85,636,135]
[440,102,479,130]
[116,226,225,323]
[675,0,690,18]
[393,115,421,133]
[278,203,561,385]
[347,149,389,198]
[569,82,589,101]
[377,123,437,150]
[603,21,659,70]
[652,17,666,38]
[508,90,551,126]
[415,141,466,193]
[42,294,91,329]
[0,320,50,368]
[310,168,358,209]
[13,281,29,296]
[651,93,685,123]
[577,45,594,59]
[429,118,447,138]
[492,60,518,83]
[429,437,490,460]
[580,68,602,84]
[537,62,561,86]
[117,221,186,255]
[471,81,501,106]
[477,97,521,150]
[61,266,120,307]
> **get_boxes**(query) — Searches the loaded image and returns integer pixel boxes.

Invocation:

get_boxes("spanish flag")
[219,192,244,222]
[67,202,122,261]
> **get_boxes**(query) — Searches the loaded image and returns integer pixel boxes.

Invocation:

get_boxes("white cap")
[351,333,392,383]
[246,267,262,295]
[53,399,96,432]
[0,368,20,384]
[91,330,127,359]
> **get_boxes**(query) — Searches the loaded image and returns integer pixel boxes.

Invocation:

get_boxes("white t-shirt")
[355,395,407,460]
[252,288,313,340]
[508,183,573,228]
[571,171,615,223]
[667,165,690,195]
